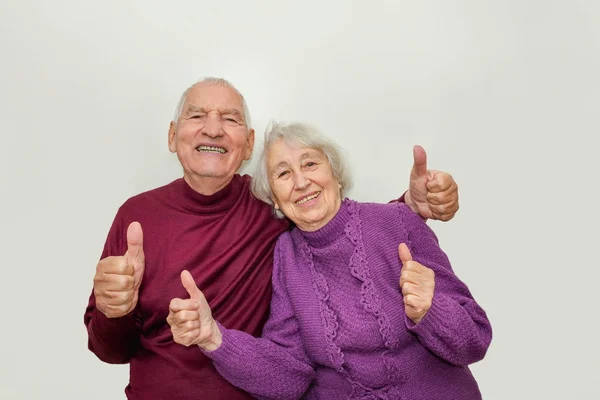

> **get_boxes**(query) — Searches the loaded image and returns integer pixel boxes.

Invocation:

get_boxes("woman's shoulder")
[352,199,415,221]
[274,230,306,263]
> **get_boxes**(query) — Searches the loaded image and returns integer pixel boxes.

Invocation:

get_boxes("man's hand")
[93,222,145,318]
[398,243,435,324]
[167,270,222,351]
[404,145,459,221]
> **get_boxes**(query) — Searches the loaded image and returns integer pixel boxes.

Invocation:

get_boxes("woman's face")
[267,138,342,232]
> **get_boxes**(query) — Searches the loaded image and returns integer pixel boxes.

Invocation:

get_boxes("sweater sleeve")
[388,191,407,204]
[83,210,141,364]
[397,204,492,366]
[203,238,315,400]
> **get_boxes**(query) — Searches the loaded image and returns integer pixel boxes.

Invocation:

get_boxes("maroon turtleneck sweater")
[84,175,289,399]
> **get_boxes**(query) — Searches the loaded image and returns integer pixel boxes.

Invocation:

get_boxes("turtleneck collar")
[296,198,353,248]
[169,174,243,214]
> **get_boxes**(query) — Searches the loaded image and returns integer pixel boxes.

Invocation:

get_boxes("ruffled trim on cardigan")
[299,199,403,398]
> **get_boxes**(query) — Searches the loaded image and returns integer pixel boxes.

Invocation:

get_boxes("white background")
[1,1,598,399]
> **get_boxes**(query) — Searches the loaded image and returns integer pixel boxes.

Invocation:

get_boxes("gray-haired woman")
[169,122,491,399]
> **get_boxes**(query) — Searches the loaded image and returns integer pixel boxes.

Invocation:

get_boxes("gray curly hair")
[251,121,353,218]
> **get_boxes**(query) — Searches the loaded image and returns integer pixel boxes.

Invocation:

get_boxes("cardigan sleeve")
[396,204,492,366]
[83,210,142,364]
[203,237,315,400]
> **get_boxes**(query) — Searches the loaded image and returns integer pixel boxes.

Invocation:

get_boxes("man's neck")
[183,174,235,196]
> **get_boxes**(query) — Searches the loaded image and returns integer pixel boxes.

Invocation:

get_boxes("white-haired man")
[84,77,459,399]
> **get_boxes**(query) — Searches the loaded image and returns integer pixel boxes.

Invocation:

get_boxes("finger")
[174,310,201,325]
[403,294,420,309]
[97,256,133,276]
[398,243,413,264]
[97,273,134,291]
[400,268,421,286]
[426,185,458,206]
[411,145,428,178]
[180,329,201,347]
[103,290,135,305]
[102,303,131,318]
[125,221,144,264]
[400,281,420,296]
[169,298,200,313]
[426,171,454,193]
[181,270,202,301]
[404,293,429,310]
[181,319,201,331]
[431,199,459,221]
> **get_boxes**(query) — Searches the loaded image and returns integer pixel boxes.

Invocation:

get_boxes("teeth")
[197,145,226,154]
[296,192,320,204]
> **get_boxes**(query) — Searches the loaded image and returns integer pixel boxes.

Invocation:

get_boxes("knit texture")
[84,175,289,400]
[206,199,492,399]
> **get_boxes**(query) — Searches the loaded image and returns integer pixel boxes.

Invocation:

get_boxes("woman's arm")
[168,238,314,400]
[397,204,492,366]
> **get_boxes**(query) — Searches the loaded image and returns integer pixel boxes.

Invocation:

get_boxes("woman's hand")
[398,243,435,324]
[167,270,222,351]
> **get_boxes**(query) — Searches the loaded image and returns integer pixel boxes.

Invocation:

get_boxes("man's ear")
[244,129,255,160]
[168,121,177,153]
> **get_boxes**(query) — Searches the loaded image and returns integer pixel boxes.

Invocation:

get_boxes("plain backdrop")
[1,1,598,399]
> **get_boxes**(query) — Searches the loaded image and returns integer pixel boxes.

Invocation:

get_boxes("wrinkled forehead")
[184,83,244,112]
[266,138,326,167]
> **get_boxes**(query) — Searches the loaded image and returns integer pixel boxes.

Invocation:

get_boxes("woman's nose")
[294,172,310,190]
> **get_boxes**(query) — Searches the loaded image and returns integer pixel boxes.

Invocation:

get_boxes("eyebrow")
[272,161,290,172]
[299,150,321,160]
[270,150,323,173]
[185,106,243,120]
[185,105,205,114]
[220,109,243,119]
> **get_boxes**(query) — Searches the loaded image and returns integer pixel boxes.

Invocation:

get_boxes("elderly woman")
[167,122,492,400]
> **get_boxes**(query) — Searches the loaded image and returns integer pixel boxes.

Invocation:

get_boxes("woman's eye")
[191,115,204,119]
[278,171,289,178]
[305,162,317,167]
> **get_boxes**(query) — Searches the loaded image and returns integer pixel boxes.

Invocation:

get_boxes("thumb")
[411,145,428,178]
[125,221,144,263]
[398,243,413,265]
[181,270,202,301]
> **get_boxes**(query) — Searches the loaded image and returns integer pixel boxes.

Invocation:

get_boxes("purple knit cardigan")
[204,200,492,399]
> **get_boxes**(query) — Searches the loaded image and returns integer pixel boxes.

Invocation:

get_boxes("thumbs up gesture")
[167,270,222,351]
[404,145,459,221]
[398,243,435,324]
[94,221,145,318]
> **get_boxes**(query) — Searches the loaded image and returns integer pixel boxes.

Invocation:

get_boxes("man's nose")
[202,115,224,138]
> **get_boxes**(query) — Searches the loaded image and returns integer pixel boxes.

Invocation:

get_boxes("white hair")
[173,77,252,128]
[251,121,353,218]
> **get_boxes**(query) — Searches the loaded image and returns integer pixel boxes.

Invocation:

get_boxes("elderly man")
[84,77,459,400]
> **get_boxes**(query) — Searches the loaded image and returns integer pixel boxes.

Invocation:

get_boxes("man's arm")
[84,218,144,364]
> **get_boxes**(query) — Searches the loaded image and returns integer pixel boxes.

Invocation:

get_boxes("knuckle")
[185,321,197,330]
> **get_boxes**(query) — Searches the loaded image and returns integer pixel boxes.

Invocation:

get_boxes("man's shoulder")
[117,179,180,212]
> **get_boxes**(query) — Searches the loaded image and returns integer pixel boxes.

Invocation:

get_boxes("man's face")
[169,83,254,187]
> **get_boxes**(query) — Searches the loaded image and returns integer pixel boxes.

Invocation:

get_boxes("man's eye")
[190,115,204,119]
[225,118,238,123]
